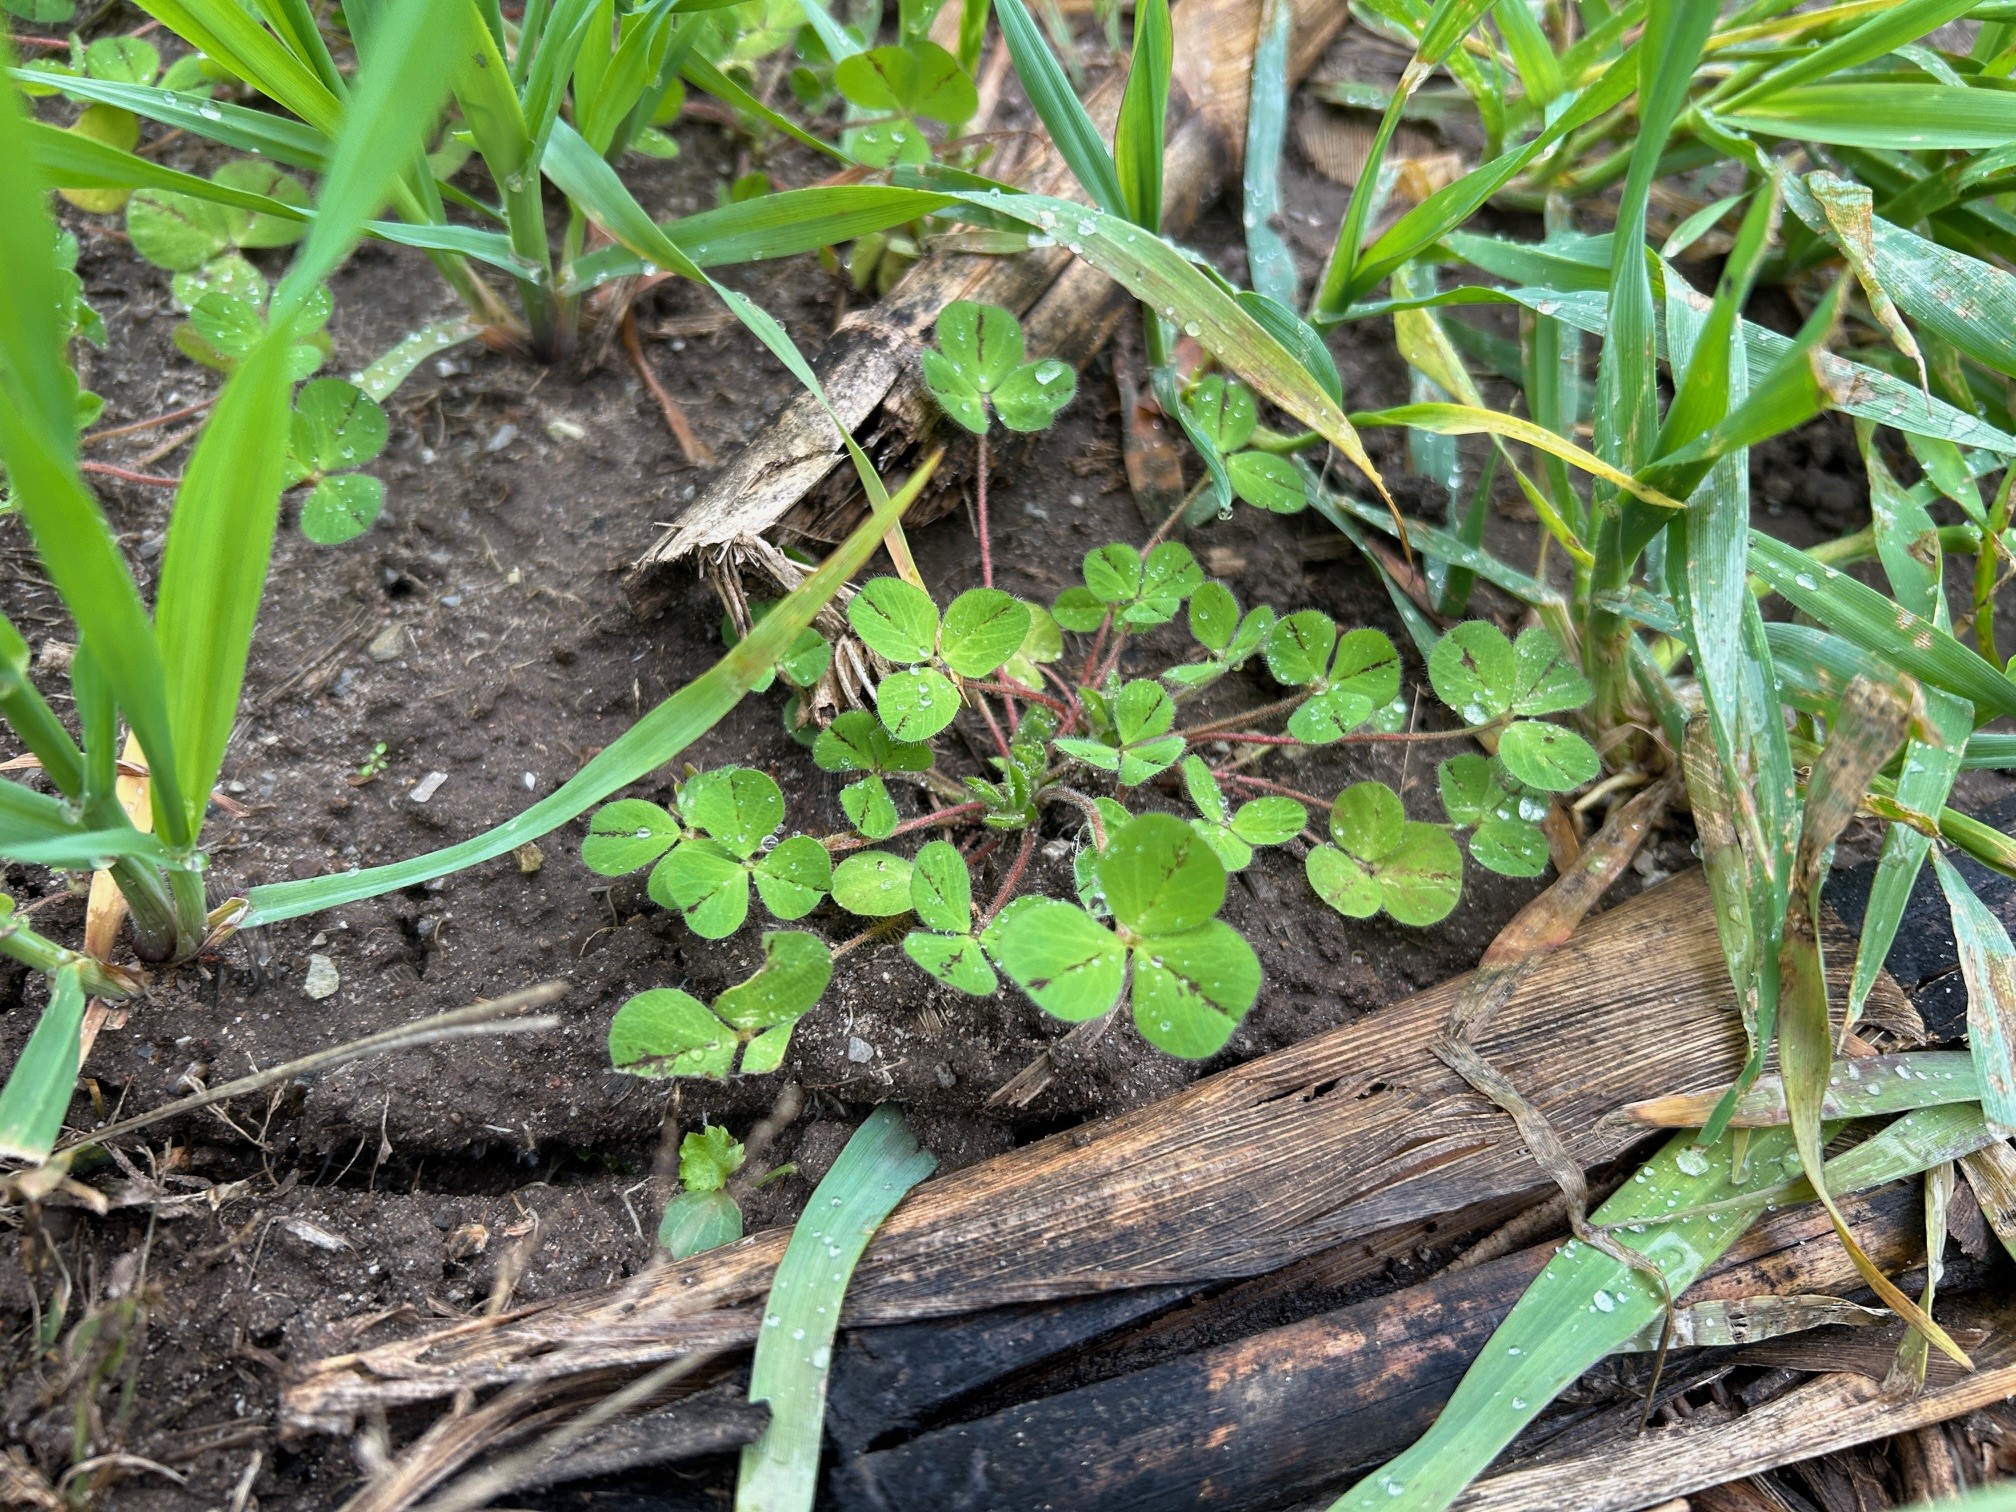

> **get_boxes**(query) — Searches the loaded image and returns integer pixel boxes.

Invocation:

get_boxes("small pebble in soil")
[545,417,588,442]
[513,842,545,874]
[485,423,520,453]
[847,1036,875,1064]
[367,622,405,662]
[302,954,340,1000]
[409,771,448,804]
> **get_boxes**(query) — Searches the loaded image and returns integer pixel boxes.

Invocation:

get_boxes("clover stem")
[1094,624,1132,686]
[974,691,1013,762]
[1080,611,1114,683]
[1038,665,1087,734]
[1141,489,1193,552]
[1178,692,1309,739]
[1046,786,1108,848]
[1215,771,1333,809]
[981,826,1040,926]
[1197,731,1305,747]
[967,679,1072,717]
[1342,720,1505,744]
[976,428,994,589]
[823,801,988,853]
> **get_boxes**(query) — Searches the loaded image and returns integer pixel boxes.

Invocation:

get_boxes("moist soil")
[4,31,2011,1511]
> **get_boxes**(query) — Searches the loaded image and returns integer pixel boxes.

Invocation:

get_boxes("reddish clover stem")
[79,461,180,488]
[1080,611,1113,683]
[823,801,986,853]
[1216,771,1333,809]
[981,826,1040,926]
[969,679,1071,717]
[974,691,1013,762]
[976,429,994,589]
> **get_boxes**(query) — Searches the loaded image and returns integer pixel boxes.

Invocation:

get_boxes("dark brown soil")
[1,28,1992,1512]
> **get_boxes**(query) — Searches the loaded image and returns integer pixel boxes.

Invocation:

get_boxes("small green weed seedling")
[658,1124,746,1259]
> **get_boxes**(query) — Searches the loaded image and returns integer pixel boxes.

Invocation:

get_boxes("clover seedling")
[836,40,976,166]
[582,769,830,940]
[725,602,833,696]
[127,161,310,313]
[1163,581,1275,691]
[815,710,932,841]
[903,841,997,994]
[1181,374,1309,514]
[658,1125,746,1259]
[285,380,389,544]
[848,576,1030,741]
[1438,753,1550,878]
[1307,782,1463,926]
[609,929,834,1080]
[1427,623,1599,792]
[983,813,1260,1058]
[1053,541,1205,632]
[830,850,914,916]
[922,301,1076,436]
[174,279,333,381]
[1056,679,1185,786]
[1180,758,1306,871]
[1265,615,1405,743]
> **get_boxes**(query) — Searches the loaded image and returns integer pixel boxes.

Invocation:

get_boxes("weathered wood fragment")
[285,872,1894,1431]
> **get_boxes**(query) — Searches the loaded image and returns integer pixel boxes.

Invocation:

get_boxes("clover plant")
[584,534,1600,1074]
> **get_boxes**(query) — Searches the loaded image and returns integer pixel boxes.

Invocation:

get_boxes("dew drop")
[1592,1289,1617,1313]
[1674,1146,1710,1177]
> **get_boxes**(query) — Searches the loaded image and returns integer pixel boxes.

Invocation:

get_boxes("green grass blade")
[1749,533,2016,722]
[1312,486,1563,609]
[682,54,851,164]
[1350,402,1682,509]
[1239,0,1294,305]
[563,185,959,292]
[0,66,190,849]
[735,1106,935,1512]
[1114,0,1170,231]
[794,0,865,62]
[1722,0,1977,109]
[1932,852,2016,1132]
[10,69,331,166]
[1720,84,2016,152]
[241,466,930,924]
[0,614,83,801]
[1493,0,1561,107]
[134,0,343,134]
[0,964,86,1163]
[1623,1052,1982,1129]
[993,0,1127,215]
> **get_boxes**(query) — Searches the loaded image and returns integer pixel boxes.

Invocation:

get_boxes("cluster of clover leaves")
[582,301,1603,1189]
[585,563,1599,1080]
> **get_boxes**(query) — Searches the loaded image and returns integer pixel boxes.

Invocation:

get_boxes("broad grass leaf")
[981,895,1125,1019]
[0,964,85,1162]
[1099,812,1224,935]
[940,588,1030,677]
[876,666,960,741]
[848,576,939,662]
[1428,621,1516,723]
[1722,0,1977,107]
[1240,0,1294,304]
[655,838,750,938]
[831,850,915,916]
[1722,84,2016,152]
[681,767,783,857]
[839,774,899,839]
[1932,853,2016,1132]
[990,358,1075,431]
[609,988,734,1078]
[1114,0,1169,229]
[1265,610,1338,686]
[991,0,1126,215]
[298,473,383,544]
[909,839,972,933]
[904,931,997,994]
[1497,721,1600,793]
[714,930,833,1030]
[1227,450,1306,512]
[659,1188,742,1257]
[753,835,832,918]
[1131,919,1259,1058]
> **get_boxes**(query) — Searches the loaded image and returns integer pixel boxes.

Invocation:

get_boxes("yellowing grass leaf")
[1349,402,1685,510]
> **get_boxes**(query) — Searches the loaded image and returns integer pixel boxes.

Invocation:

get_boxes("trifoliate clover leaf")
[1226,451,1307,513]
[652,838,751,939]
[940,587,1031,677]
[998,603,1063,690]
[678,1125,745,1192]
[833,40,975,123]
[1265,611,1337,686]
[903,932,998,995]
[583,798,682,875]
[1181,755,1229,826]
[1436,753,1504,829]
[1051,586,1108,633]
[680,767,785,858]
[813,709,933,774]
[1133,542,1204,625]
[1132,917,1259,1058]
[714,930,833,1031]
[659,1189,742,1258]
[937,299,1024,388]
[1188,581,1239,653]
[840,774,899,839]
[83,35,160,85]
[831,850,915,916]
[299,474,385,546]
[610,988,736,1079]
[722,602,831,693]
[1056,679,1184,785]
[1083,543,1142,604]
[1496,720,1601,793]
[171,252,263,315]
[1470,817,1549,877]
[846,118,931,167]
[876,666,960,741]
[1099,812,1224,936]
[1308,781,1463,926]
[1287,688,1374,744]
[848,577,939,663]
[1182,374,1258,453]
[1230,797,1306,846]
[990,359,1076,431]
[1509,626,1592,715]
[1331,629,1402,704]
[1428,621,1517,725]
[922,348,987,433]
[980,895,1126,1020]
[752,835,832,918]
[908,840,972,933]
[1182,758,1305,872]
